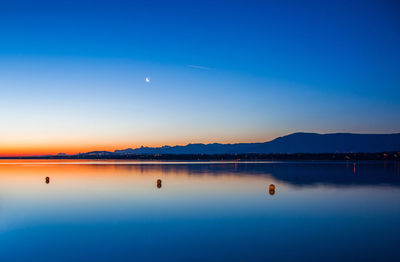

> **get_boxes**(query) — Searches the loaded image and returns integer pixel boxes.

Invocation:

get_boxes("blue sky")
[0,0,399,154]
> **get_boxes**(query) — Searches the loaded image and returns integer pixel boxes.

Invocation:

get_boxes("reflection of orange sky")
[0,160,283,232]
[0,160,280,200]
[0,159,277,179]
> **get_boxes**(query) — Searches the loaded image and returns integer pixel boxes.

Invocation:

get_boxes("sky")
[0,0,399,156]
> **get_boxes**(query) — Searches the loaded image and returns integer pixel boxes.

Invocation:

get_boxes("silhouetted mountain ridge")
[105,132,400,155]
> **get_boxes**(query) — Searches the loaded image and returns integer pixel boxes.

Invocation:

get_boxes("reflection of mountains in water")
[125,162,400,187]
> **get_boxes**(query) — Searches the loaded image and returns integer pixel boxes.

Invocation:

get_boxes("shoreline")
[1,152,399,161]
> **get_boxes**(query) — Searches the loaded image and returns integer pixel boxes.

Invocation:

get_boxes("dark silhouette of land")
[3,152,397,160]
[113,132,400,155]
[2,132,400,160]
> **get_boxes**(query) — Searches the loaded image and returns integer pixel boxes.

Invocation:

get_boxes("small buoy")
[157,179,162,188]
[268,184,276,195]
[45,177,50,184]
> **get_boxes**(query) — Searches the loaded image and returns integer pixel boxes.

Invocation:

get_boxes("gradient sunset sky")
[1,0,400,156]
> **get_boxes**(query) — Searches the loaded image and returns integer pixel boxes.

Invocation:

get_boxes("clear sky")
[0,0,399,156]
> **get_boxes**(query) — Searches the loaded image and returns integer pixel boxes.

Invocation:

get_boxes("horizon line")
[2,131,400,157]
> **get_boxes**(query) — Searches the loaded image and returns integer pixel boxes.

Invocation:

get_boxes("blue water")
[0,160,399,261]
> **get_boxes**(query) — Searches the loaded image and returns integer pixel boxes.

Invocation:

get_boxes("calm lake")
[0,160,399,261]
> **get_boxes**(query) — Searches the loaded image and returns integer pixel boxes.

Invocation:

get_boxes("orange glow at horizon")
[0,136,277,157]
[0,144,147,157]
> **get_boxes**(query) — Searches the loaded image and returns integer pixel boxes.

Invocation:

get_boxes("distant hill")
[103,132,400,155]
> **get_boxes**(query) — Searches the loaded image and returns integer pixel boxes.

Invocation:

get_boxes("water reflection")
[0,160,399,262]
[1,160,399,187]
[132,161,400,187]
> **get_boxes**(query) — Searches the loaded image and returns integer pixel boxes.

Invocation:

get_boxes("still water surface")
[0,160,399,261]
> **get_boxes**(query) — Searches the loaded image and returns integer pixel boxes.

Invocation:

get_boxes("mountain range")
[74,132,400,156]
